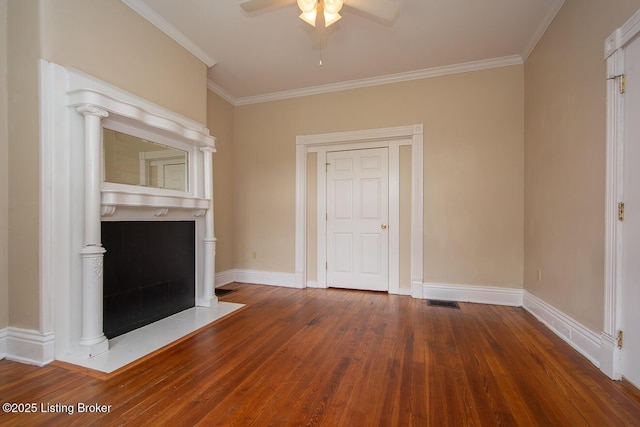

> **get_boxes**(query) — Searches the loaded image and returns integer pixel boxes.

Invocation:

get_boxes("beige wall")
[524,0,640,331]
[0,0,9,329]
[39,0,207,123]
[7,0,42,330]
[235,65,524,287]
[208,91,236,273]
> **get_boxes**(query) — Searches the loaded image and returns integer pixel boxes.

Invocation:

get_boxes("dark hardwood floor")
[1,283,639,426]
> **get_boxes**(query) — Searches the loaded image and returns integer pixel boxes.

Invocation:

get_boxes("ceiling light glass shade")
[297,0,342,28]
[323,0,343,14]
[299,9,317,26]
[323,11,341,26]
[297,0,316,13]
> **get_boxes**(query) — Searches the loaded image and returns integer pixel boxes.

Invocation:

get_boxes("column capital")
[200,146,216,154]
[76,105,109,118]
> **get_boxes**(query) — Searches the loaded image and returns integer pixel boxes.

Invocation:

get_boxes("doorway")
[294,124,424,296]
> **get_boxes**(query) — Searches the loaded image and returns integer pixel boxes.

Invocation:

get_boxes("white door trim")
[602,8,640,379]
[295,125,424,296]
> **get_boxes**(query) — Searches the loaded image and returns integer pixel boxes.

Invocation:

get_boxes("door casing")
[602,8,640,380]
[294,125,424,296]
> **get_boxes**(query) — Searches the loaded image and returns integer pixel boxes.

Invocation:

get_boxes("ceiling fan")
[239,0,399,28]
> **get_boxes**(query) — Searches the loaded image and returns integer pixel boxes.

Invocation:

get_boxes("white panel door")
[621,34,640,389]
[327,148,389,291]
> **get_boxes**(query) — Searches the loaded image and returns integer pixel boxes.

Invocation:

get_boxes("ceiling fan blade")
[344,0,399,22]
[239,0,296,12]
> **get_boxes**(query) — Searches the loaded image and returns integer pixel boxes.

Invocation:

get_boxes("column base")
[196,296,219,308]
[76,336,109,359]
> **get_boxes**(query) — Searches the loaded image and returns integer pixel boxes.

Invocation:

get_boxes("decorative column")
[77,105,109,358]
[200,146,218,307]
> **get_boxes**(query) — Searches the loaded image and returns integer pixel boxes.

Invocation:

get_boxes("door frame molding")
[295,125,424,296]
[602,8,640,379]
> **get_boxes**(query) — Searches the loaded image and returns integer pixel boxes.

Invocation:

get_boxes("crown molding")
[521,0,565,61]
[207,80,237,105]
[210,55,523,106]
[121,0,217,68]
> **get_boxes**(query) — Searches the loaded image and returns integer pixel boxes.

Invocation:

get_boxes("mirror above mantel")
[103,128,189,192]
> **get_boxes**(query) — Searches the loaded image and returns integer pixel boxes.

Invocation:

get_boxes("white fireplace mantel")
[39,60,218,362]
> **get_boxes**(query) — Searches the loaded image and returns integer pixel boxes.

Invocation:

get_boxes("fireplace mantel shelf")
[101,189,209,217]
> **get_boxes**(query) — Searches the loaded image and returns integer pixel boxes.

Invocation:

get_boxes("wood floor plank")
[2,283,640,426]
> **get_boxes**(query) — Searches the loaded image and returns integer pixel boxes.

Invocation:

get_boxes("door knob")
[381,224,387,230]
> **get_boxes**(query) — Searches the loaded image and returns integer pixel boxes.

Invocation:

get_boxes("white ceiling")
[122,0,564,105]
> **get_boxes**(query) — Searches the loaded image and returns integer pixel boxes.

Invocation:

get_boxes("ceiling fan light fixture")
[299,9,317,26]
[297,0,316,13]
[297,0,343,28]
[323,0,343,14]
[323,11,341,26]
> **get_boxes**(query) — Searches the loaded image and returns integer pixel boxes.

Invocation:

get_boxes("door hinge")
[326,261,328,270]
[617,330,624,349]
[608,74,626,94]
[619,202,625,221]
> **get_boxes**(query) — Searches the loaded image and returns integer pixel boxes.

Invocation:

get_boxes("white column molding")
[76,105,109,357]
[199,146,218,306]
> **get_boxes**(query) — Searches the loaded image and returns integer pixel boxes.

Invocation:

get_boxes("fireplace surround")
[39,60,218,362]
[101,221,196,339]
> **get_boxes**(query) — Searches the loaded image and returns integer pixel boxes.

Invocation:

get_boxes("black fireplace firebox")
[101,221,196,339]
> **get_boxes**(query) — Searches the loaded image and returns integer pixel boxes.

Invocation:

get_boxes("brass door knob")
[381,224,387,230]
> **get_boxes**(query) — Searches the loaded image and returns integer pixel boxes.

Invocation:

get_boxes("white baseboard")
[215,269,236,287]
[523,291,601,367]
[234,269,296,288]
[422,282,524,306]
[0,327,7,360]
[221,270,413,294]
[411,281,423,299]
[599,331,621,379]
[5,327,55,366]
